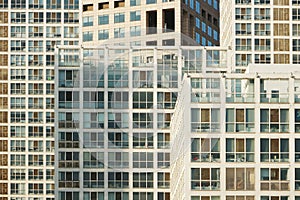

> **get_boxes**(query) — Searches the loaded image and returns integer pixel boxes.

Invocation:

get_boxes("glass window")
[133,70,153,88]
[133,192,153,200]
[146,0,156,4]
[157,92,177,109]
[58,172,79,188]
[83,16,93,27]
[254,39,271,51]
[59,192,79,200]
[133,172,153,188]
[83,132,104,148]
[157,132,170,149]
[130,0,141,6]
[130,26,141,37]
[108,113,128,129]
[83,91,104,109]
[235,8,251,20]
[130,11,141,21]
[58,152,79,168]
[133,152,153,168]
[83,172,104,188]
[190,0,194,9]
[260,138,289,162]
[254,8,271,20]
[191,108,220,132]
[114,27,125,38]
[133,113,153,128]
[157,113,172,129]
[261,168,289,191]
[255,54,271,64]
[254,0,270,4]
[191,168,220,190]
[157,152,170,168]
[236,23,251,35]
[98,15,109,25]
[213,30,218,41]
[114,13,125,23]
[236,39,251,51]
[83,31,93,42]
[108,153,129,169]
[133,92,153,108]
[293,24,300,36]
[58,131,79,148]
[108,91,128,109]
[98,29,109,40]
[226,108,254,132]
[226,138,254,162]
[133,132,153,149]
[191,138,220,162]
[64,0,79,9]
[196,18,200,29]
[196,1,200,13]
[108,132,128,148]
[108,172,129,188]
[83,112,104,128]
[255,23,270,36]
[260,109,289,133]
[274,8,289,20]
[83,192,104,200]
[226,168,255,190]
[108,59,128,88]
[202,22,206,32]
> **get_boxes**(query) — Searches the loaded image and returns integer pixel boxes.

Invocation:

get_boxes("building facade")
[55,46,227,200]
[0,0,80,199]
[81,0,220,46]
[55,0,220,199]
[0,0,220,199]
[220,0,300,72]
[171,69,300,200]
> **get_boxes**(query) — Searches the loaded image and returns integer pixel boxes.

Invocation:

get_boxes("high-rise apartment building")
[220,0,300,72]
[0,0,80,199]
[55,45,225,200]
[171,63,300,200]
[55,0,220,200]
[0,0,219,199]
[169,1,300,199]
[81,0,220,46]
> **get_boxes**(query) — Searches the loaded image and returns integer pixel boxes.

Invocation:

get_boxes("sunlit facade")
[220,0,300,72]
[171,69,300,200]
[55,46,228,200]
[82,0,220,46]
[0,0,80,199]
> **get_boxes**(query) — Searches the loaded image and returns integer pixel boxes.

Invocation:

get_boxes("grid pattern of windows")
[55,44,300,199]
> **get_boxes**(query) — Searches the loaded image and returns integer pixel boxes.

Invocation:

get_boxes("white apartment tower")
[0,0,80,199]
[169,0,300,200]
[220,0,300,72]
[55,45,226,200]
[171,68,300,200]
[55,0,219,200]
